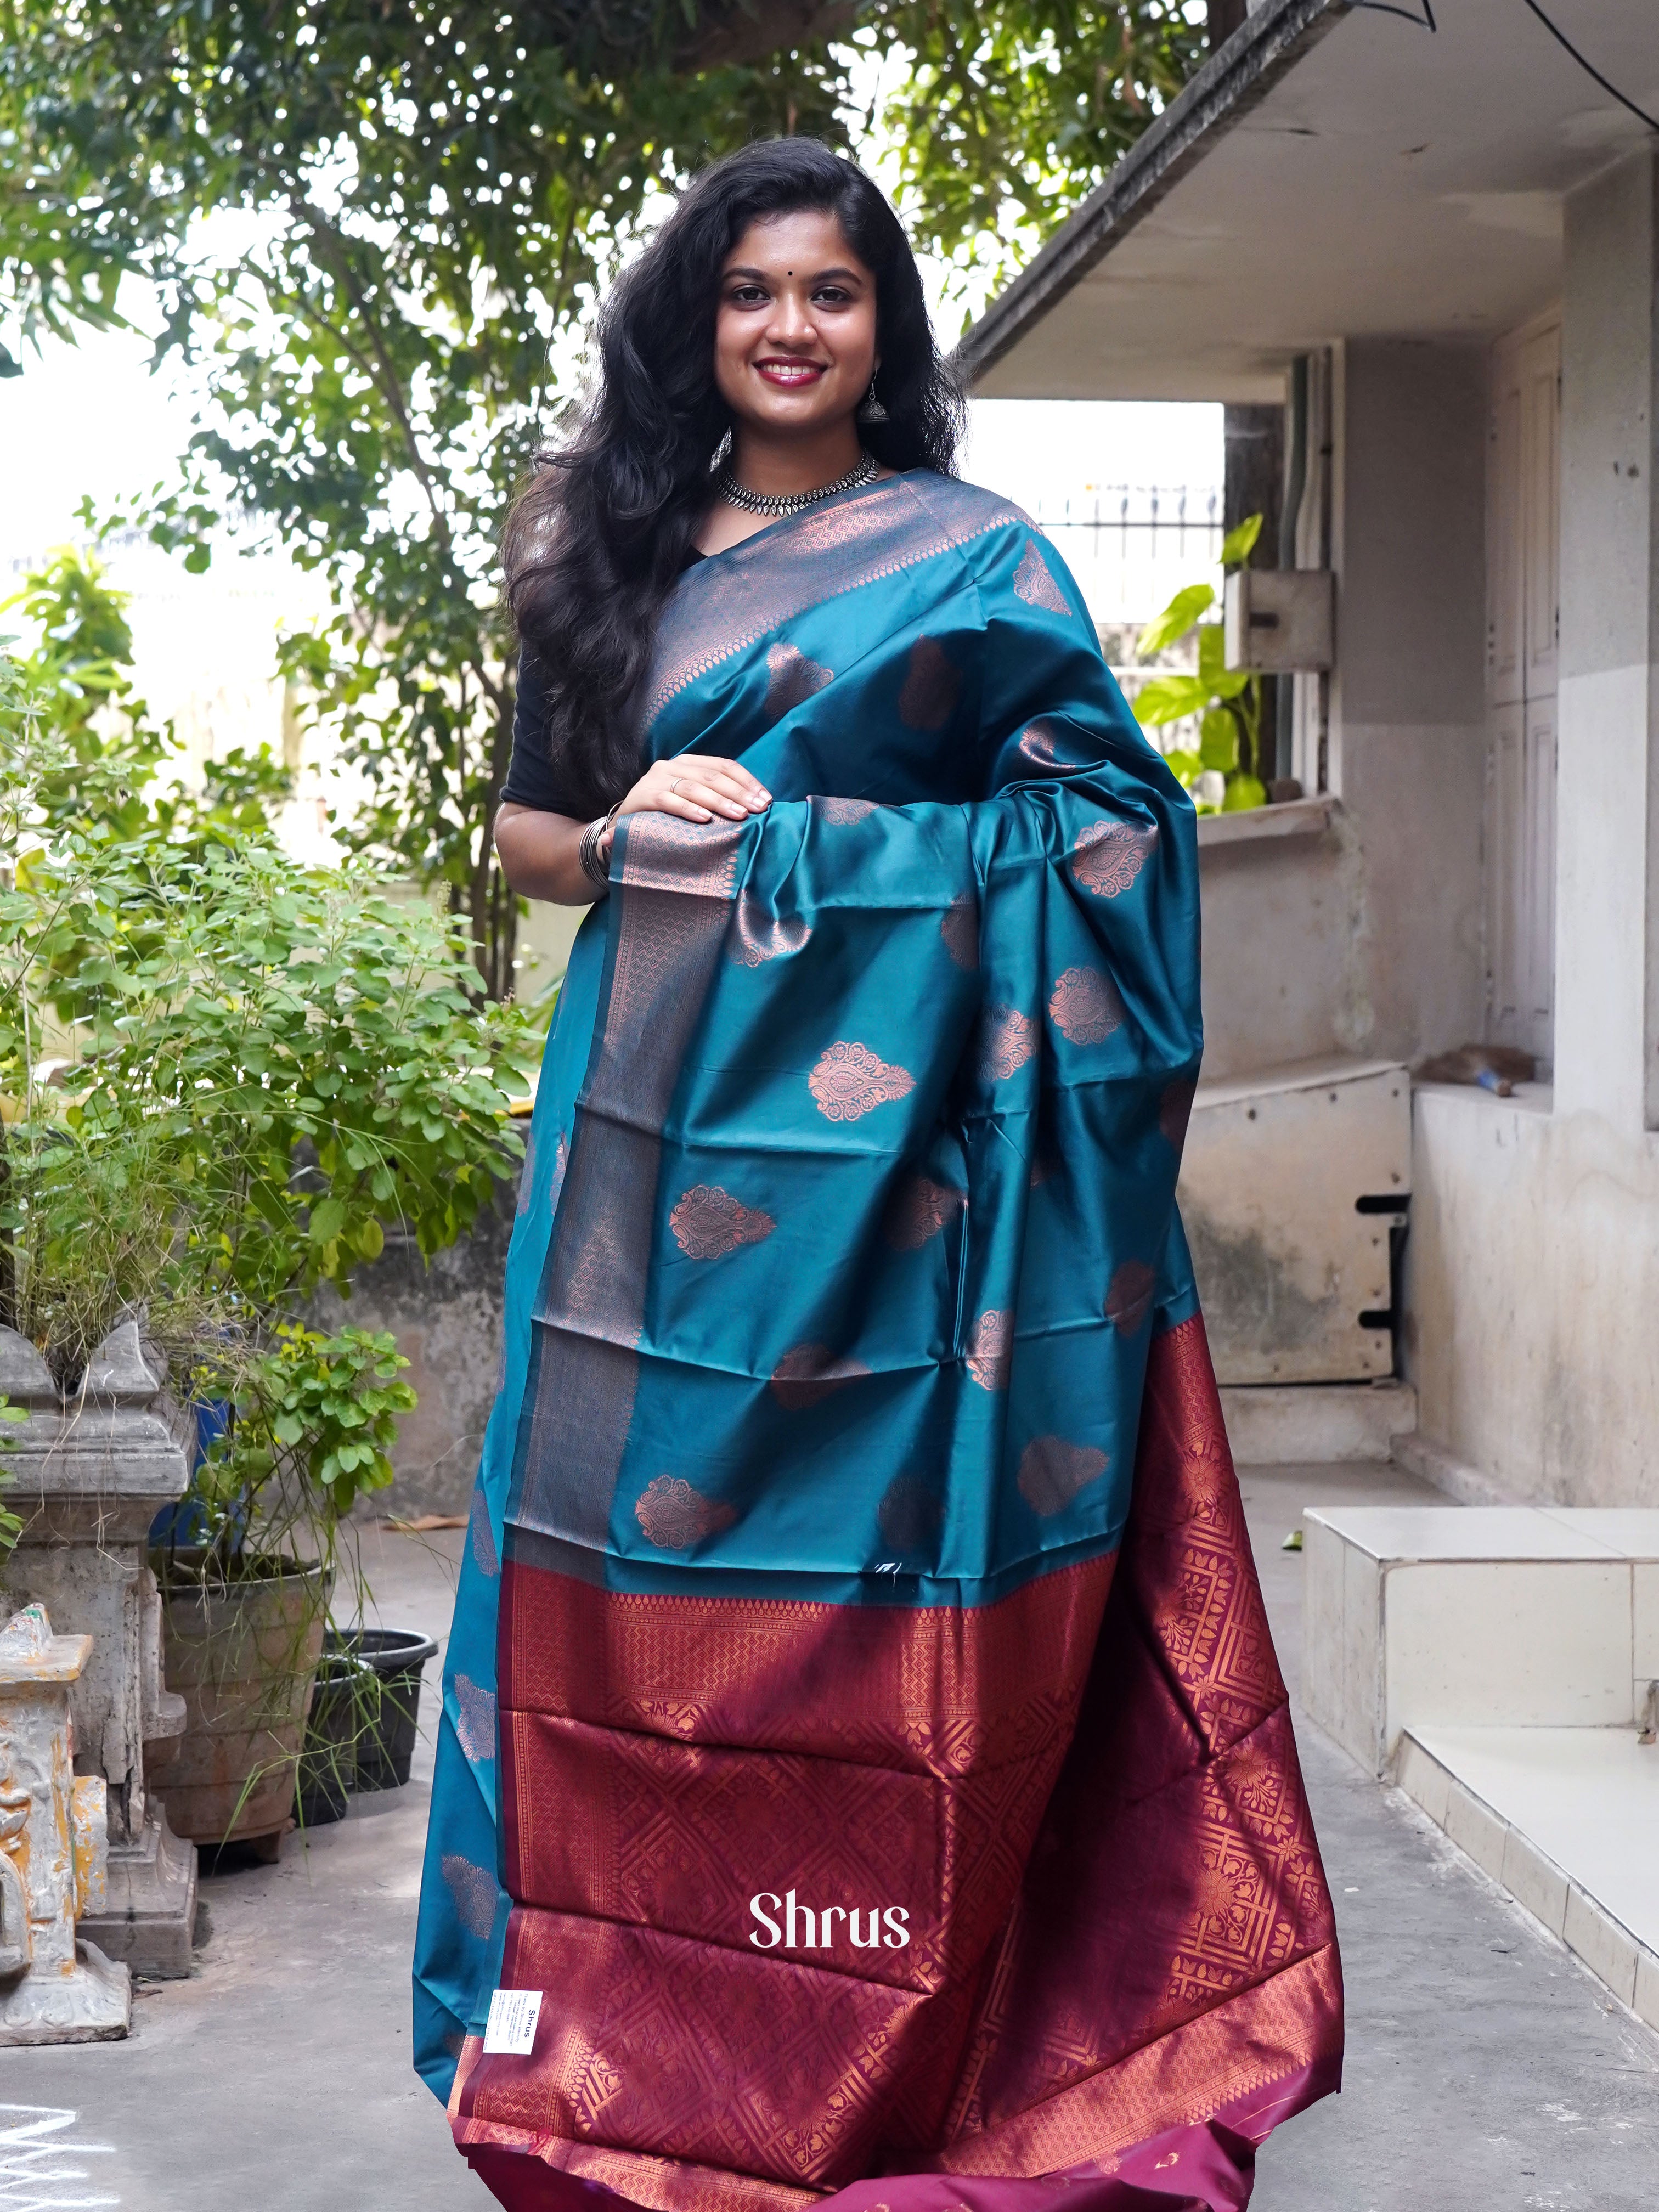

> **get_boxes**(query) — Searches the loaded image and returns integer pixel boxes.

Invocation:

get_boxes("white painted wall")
[1554,153,1659,1135]
[1409,1086,1659,1508]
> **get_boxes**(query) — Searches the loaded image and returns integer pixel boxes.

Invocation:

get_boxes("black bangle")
[578,803,623,891]
[578,817,608,890]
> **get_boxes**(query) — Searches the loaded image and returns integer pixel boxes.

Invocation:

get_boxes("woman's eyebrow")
[721,263,866,283]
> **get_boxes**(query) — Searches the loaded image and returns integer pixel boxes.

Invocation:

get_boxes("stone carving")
[0,1317,197,1975]
[0,1603,129,2044]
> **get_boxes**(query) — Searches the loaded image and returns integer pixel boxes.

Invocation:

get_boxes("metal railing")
[1031,484,1223,564]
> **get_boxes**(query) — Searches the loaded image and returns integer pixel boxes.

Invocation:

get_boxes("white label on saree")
[483,1988,543,2055]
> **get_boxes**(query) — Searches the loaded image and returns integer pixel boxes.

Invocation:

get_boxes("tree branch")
[296,202,455,559]
[673,0,864,70]
[516,0,864,74]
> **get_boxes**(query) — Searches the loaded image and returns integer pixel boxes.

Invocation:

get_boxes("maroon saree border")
[458,2025,1338,2212]
[456,1315,1344,2211]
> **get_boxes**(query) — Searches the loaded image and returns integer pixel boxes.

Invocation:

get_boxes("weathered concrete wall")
[1198,338,1488,1087]
[1331,339,1488,1066]
[1197,825,1353,1080]
[316,1176,518,1522]
[1554,149,1659,1131]
[1408,1085,1659,1507]
[1235,157,1659,1509]
[1408,150,1659,1508]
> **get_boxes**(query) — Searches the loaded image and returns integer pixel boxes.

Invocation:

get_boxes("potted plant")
[1,552,532,1853]
[296,1625,443,1826]
[155,1325,420,1853]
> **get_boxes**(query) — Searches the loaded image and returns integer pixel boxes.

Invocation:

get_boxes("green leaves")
[1130,521,1269,817]
[1196,622,1250,699]
[194,1323,418,1526]
[2,630,534,1379]
[4,633,537,1573]
[1137,583,1214,659]
[874,1,1207,300]
[307,1196,347,1249]
[0,1396,26,1561]
[1199,709,1238,774]
[1221,773,1267,811]
[1128,673,1212,727]
[1220,512,1264,570]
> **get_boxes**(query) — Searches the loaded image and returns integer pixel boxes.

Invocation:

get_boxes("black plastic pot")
[295,1627,440,1825]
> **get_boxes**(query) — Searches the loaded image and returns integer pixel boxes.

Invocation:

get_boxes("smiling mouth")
[755,360,826,386]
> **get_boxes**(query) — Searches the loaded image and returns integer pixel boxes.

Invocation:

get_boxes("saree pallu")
[414,471,1343,2212]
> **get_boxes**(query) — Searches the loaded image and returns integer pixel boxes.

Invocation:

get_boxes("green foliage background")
[0,0,1208,997]
[1,554,534,1561]
[1131,512,1269,813]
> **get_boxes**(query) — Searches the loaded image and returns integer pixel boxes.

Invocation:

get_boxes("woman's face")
[714,209,878,442]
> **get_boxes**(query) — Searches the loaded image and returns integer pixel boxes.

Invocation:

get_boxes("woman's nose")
[763,290,816,347]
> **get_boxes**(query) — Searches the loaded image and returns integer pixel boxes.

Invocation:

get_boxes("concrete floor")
[1243,1463,1659,2212]
[8,1468,1657,2210]
[5,1521,493,2212]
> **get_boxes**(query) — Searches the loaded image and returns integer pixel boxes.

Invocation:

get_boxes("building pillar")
[1554,148,1659,1131]
[1325,336,1488,1064]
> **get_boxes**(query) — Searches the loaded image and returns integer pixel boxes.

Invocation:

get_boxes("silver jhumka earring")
[856,379,889,425]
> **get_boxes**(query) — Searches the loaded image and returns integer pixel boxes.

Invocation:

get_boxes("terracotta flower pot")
[157,1558,330,1854]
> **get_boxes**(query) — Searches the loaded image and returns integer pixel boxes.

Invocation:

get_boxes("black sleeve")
[500,647,588,816]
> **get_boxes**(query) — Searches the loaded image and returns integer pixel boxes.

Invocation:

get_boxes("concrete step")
[1302,1504,1659,1773]
[1397,1724,1659,2031]
[1221,1379,1417,1464]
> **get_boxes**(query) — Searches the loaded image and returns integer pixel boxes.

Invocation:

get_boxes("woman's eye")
[813,287,851,306]
[728,285,769,307]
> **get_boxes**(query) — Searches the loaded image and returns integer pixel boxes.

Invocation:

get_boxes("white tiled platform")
[1303,1503,1659,2025]
[1302,1505,1659,1774]
[1396,1726,1659,2029]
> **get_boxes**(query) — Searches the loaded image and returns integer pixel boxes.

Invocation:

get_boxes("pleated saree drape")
[414,471,1343,2212]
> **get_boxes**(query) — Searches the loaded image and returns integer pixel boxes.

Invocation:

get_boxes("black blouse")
[501,546,707,817]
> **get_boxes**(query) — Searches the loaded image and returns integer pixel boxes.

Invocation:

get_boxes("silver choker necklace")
[713,451,879,517]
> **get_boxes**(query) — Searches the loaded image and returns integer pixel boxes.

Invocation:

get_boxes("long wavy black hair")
[502,138,965,814]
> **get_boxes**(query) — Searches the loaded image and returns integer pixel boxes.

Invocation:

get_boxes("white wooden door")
[1485,318,1560,1063]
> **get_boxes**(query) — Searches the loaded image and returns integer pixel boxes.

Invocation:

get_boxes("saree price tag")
[483,1987,543,2055]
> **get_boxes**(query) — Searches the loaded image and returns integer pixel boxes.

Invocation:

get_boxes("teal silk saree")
[414,471,1342,2212]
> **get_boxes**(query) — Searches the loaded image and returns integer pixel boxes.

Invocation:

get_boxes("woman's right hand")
[494,757,771,908]
[615,754,771,829]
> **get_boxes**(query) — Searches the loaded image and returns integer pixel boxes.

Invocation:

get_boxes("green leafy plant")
[0,1395,24,1561]
[1,548,296,860]
[1131,514,1268,816]
[1,568,534,1578]
[183,1324,417,1572]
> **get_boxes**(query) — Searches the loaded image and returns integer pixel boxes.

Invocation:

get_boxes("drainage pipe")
[1274,354,1310,782]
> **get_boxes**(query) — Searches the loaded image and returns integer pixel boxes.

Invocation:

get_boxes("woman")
[415,137,1342,2212]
